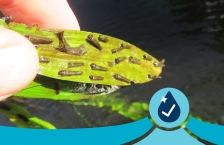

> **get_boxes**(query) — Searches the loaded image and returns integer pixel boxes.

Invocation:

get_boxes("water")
[0,0,224,128]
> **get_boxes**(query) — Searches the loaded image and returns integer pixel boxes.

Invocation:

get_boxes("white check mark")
[162,104,176,117]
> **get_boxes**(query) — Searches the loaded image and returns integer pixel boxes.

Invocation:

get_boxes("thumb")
[0,27,38,101]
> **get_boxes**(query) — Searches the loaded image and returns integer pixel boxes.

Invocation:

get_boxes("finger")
[0,93,12,101]
[0,27,38,98]
[0,0,80,30]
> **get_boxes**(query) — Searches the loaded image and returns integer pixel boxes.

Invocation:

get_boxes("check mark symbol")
[162,104,176,117]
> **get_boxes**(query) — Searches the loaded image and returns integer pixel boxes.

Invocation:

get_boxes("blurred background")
[0,0,224,128]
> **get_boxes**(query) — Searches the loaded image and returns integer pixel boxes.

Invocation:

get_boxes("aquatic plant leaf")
[13,75,118,100]
[118,102,149,121]
[0,102,56,129]
[72,94,149,121]
[0,19,163,86]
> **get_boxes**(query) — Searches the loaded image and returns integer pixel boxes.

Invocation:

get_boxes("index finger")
[0,0,80,30]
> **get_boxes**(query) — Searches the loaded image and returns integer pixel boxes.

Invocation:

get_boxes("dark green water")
[0,0,224,128]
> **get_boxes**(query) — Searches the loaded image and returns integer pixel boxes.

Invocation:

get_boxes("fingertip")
[0,93,13,101]
[0,27,38,97]
[0,0,80,30]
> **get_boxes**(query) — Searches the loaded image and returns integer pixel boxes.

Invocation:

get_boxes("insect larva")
[111,47,123,53]
[111,43,131,54]
[115,56,126,64]
[55,82,60,95]
[90,63,108,71]
[39,56,50,63]
[66,44,87,56]
[57,31,67,47]
[24,35,53,44]
[17,114,29,122]
[148,74,162,79]
[153,59,165,67]
[121,43,131,49]
[113,73,131,83]
[68,62,84,68]
[129,56,141,65]
[57,31,71,51]
[143,54,152,61]
[86,34,102,50]
[57,31,87,56]
[98,35,109,42]
[89,75,104,80]
[0,15,12,21]
[58,70,83,76]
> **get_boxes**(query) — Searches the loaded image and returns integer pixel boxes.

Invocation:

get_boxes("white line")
[162,104,176,117]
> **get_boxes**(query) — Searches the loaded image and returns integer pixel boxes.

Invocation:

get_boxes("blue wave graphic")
[0,117,152,145]
[135,128,204,145]
[186,117,224,144]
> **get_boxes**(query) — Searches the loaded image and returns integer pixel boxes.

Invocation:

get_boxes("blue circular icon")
[149,88,189,128]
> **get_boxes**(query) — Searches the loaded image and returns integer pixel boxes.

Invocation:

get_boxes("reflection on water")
[170,0,224,53]
[1,0,224,128]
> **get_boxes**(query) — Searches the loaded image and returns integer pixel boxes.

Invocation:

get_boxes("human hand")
[0,0,80,101]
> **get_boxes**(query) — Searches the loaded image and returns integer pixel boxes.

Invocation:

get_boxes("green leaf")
[71,93,149,121]
[14,75,118,100]
[0,19,163,87]
[0,102,56,129]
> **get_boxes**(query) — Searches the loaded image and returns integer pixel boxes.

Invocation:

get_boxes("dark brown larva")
[115,56,126,64]
[86,34,102,50]
[111,43,131,54]
[113,73,131,83]
[89,75,104,80]
[153,59,165,67]
[143,54,152,61]
[148,74,162,79]
[121,43,131,49]
[57,31,67,47]
[58,70,83,76]
[57,31,72,52]
[68,62,84,68]
[55,82,60,95]
[98,35,109,42]
[129,56,141,65]
[57,31,87,56]
[25,35,53,44]
[90,63,108,71]
[66,44,87,56]
[39,56,50,63]
[111,47,123,53]
[111,43,131,53]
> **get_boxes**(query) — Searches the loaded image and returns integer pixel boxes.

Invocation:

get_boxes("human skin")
[0,0,80,101]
